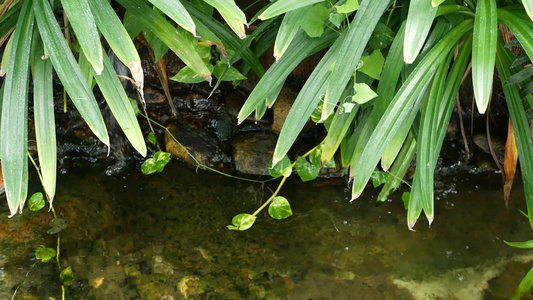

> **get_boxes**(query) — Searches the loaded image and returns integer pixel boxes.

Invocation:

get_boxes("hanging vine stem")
[139,111,325,229]
[17,151,65,300]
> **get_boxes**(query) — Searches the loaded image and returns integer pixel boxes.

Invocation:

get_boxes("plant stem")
[252,176,287,216]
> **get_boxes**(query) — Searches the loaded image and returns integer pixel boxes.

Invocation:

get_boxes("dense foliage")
[2,0,533,279]
[3,0,533,296]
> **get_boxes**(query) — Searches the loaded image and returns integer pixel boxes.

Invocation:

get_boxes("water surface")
[1,162,533,299]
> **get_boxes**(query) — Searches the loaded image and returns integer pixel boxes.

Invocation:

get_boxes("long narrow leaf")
[496,36,533,225]
[0,1,20,40]
[498,9,533,65]
[238,27,337,123]
[182,1,264,78]
[321,82,359,164]
[350,19,473,200]
[148,0,196,36]
[410,51,454,226]
[323,0,390,121]
[409,37,471,229]
[117,0,211,82]
[203,0,247,38]
[34,0,109,147]
[31,34,56,204]
[60,0,103,75]
[1,0,33,216]
[511,267,533,300]
[377,132,417,204]
[273,6,307,60]
[523,0,533,22]
[259,0,324,20]
[472,0,497,114]
[94,51,147,157]
[89,0,144,104]
[404,0,438,63]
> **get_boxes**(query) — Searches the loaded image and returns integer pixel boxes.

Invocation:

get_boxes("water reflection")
[1,162,533,299]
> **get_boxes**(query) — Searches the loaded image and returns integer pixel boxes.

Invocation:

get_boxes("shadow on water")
[1,161,533,299]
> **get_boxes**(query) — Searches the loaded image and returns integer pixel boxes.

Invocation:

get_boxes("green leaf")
[171,65,211,84]
[93,51,147,156]
[47,218,69,234]
[90,0,144,104]
[353,82,378,104]
[505,65,533,86]
[323,0,390,122]
[213,61,247,81]
[358,50,385,80]
[141,151,171,175]
[268,196,293,219]
[432,0,445,7]
[31,32,57,203]
[472,0,497,114]
[371,168,389,188]
[301,4,329,38]
[496,36,533,228]
[350,19,473,201]
[259,0,324,20]
[404,0,438,63]
[504,240,533,249]
[117,0,212,83]
[498,9,533,75]
[401,191,410,210]
[369,23,395,50]
[147,132,157,145]
[321,98,359,164]
[238,25,337,124]
[1,0,33,216]
[274,6,307,60]
[228,214,256,231]
[0,33,14,77]
[35,247,56,263]
[269,155,292,178]
[408,35,471,229]
[182,1,265,79]
[60,266,75,286]
[60,0,103,75]
[329,13,345,28]
[148,0,196,35]
[377,132,416,204]
[511,267,533,300]
[295,153,321,182]
[522,0,533,22]
[28,192,45,211]
[203,0,247,38]
[0,2,20,40]
[335,0,359,14]
[34,0,110,147]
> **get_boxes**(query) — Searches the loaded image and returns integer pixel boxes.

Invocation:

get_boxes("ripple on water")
[0,163,531,299]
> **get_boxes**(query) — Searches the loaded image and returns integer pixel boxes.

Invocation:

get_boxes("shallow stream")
[1,161,533,299]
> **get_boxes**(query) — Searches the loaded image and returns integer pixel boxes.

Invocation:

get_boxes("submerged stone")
[165,122,230,170]
[232,132,277,175]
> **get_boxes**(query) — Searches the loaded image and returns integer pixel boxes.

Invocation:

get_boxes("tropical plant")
[234,0,533,231]
[0,0,258,216]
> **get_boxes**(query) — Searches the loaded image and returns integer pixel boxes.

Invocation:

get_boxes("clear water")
[1,162,533,299]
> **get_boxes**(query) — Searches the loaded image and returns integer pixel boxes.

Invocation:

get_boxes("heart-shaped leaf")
[227,214,256,231]
[268,196,293,220]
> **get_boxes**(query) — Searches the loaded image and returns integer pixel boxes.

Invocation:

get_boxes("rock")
[206,110,237,142]
[165,122,230,169]
[473,133,505,163]
[175,92,216,112]
[144,86,167,105]
[272,86,298,134]
[232,132,277,175]
[178,276,204,299]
